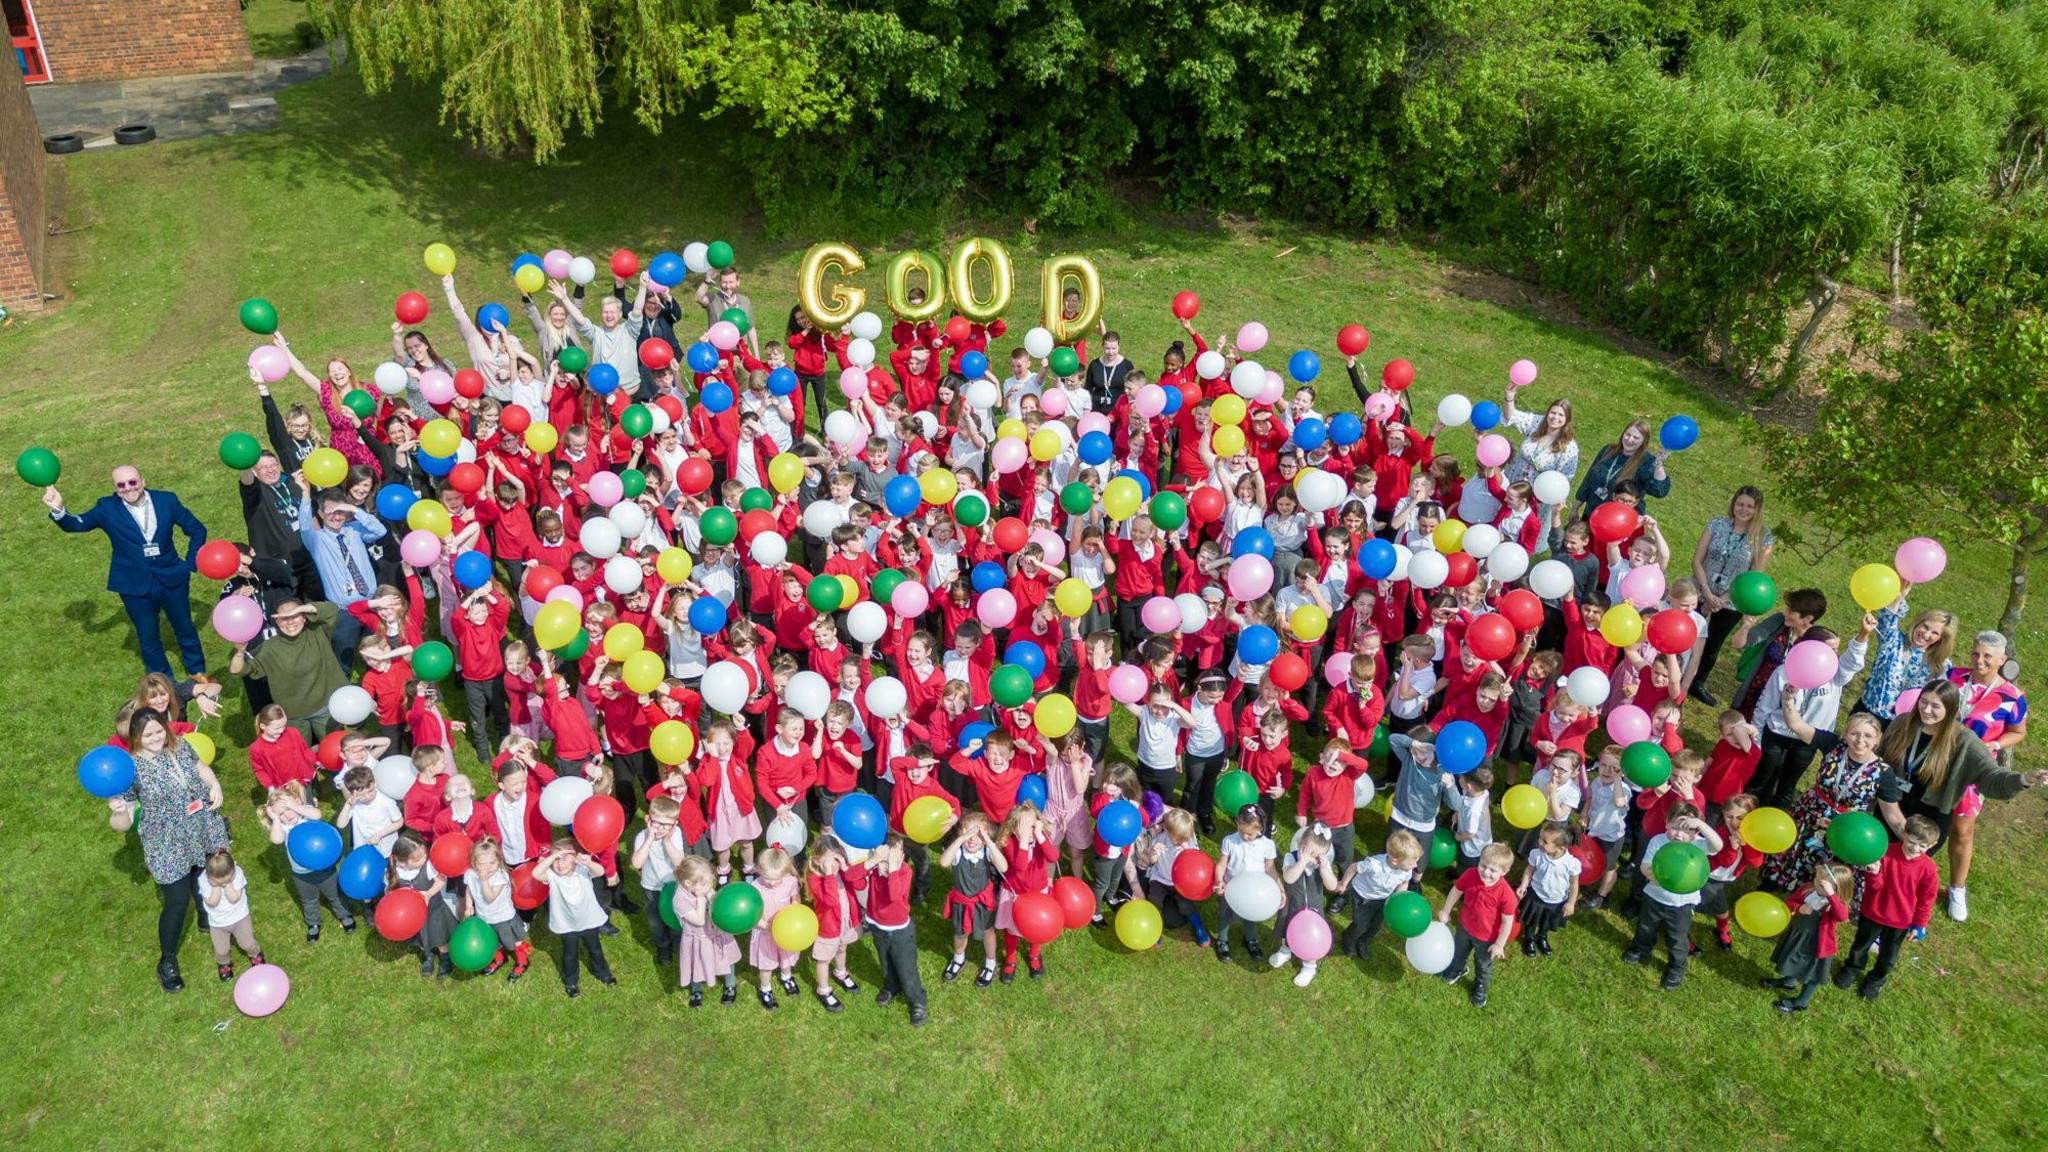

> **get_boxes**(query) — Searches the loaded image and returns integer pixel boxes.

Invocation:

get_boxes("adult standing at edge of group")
[1685,486,1775,704]
[44,465,209,682]
[1571,419,1670,521]
[1937,633,2029,923]
[108,708,229,992]
[695,265,759,359]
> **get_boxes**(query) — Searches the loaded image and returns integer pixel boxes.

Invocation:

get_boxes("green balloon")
[1147,492,1187,532]
[1429,828,1457,870]
[1729,570,1778,616]
[1650,840,1710,895]
[411,640,454,681]
[706,240,735,270]
[1214,769,1258,815]
[954,492,989,527]
[1384,891,1432,939]
[990,665,1034,708]
[711,880,763,934]
[558,345,590,374]
[1059,481,1095,516]
[620,404,654,439]
[341,389,375,420]
[1049,346,1080,378]
[618,468,647,500]
[699,506,737,546]
[217,433,261,471]
[553,627,590,660]
[807,574,843,612]
[872,568,907,604]
[1621,741,1672,789]
[14,446,59,487]
[721,306,750,336]
[1825,811,1889,867]
[659,882,680,930]
[739,487,773,513]
[239,297,278,336]
[450,916,497,972]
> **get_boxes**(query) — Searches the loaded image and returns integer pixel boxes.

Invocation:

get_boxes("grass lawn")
[3,72,2046,1150]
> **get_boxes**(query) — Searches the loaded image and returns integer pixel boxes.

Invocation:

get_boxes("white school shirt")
[1347,853,1409,902]
[1135,708,1187,770]
[494,792,530,865]
[349,793,402,855]
[542,863,609,933]
[631,828,686,892]
[1218,832,1276,883]
[464,867,516,924]
[1443,786,1492,858]
[1526,769,1583,818]
[199,866,251,928]
[1641,834,1703,908]
[1583,776,1637,843]
[1524,849,1584,904]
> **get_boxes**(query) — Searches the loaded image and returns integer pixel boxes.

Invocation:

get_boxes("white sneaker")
[1267,947,1293,969]
[1947,887,1969,923]
[1293,962,1318,988]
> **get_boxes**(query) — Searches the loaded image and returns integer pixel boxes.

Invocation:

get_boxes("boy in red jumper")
[449,585,512,762]
[1833,815,1942,1001]
[1435,841,1517,1007]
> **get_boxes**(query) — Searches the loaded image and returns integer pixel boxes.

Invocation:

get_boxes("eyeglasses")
[114,480,142,490]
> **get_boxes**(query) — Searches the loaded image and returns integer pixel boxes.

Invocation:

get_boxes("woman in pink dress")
[671,857,741,1007]
[747,847,803,1009]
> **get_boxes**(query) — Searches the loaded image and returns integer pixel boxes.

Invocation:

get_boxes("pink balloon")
[1894,537,1947,584]
[233,963,290,1017]
[1028,529,1066,567]
[891,580,930,618]
[1227,555,1274,601]
[1076,412,1112,438]
[1509,359,1539,388]
[399,529,442,568]
[1140,595,1182,634]
[419,369,455,405]
[1475,433,1511,469]
[707,321,741,352]
[1235,322,1269,354]
[1605,703,1651,746]
[990,438,1028,474]
[210,595,265,644]
[1364,391,1399,421]
[1134,384,1166,419]
[1619,565,1666,609]
[1108,664,1149,705]
[545,584,586,612]
[542,249,573,279]
[1782,639,1840,691]
[839,366,869,401]
[248,345,289,384]
[586,471,623,508]
[976,588,1017,629]
[1039,388,1068,418]
[1324,651,1354,688]
[1893,687,1922,717]
[1284,908,1332,962]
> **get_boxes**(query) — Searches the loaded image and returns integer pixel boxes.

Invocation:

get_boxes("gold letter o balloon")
[1041,254,1102,343]
[796,242,866,329]
[948,237,1012,323]
[885,250,947,322]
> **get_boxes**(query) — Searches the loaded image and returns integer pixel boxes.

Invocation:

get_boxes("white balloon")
[966,378,999,409]
[849,311,884,342]
[1405,921,1455,974]
[1486,542,1530,584]
[1527,558,1574,600]
[824,410,864,448]
[1437,393,1472,427]
[1566,666,1611,709]
[1224,872,1285,922]
[1407,550,1449,590]
[1533,470,1571,506]
[764,810,807,855]
[539,776,594,825]
[701,661,752,715]
[568,256,597,286]
[579,518,622,560]
[802,500,846,539]
[647,407,672,436]
[846,601,887,644]
[373,362,408,396]
[682,241,711,274]
[1195,350,1227,380]
[750,533,788,567]
[607,501,646,540]
[1023,326,1055,359]
[846,337,876,368]
[1175,592,1209,635]
[1461,523,1502,559]
[373,755,415,802]
[1352,773,1376,809]
[327,685,374,727]
[785,670,831,721]
[603,555,642,594]
[865,676,907,719]
[1229,359,1267,399]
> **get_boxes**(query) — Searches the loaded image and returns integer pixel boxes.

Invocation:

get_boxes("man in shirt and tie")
[298,491,385,667]
[44,465,210,679]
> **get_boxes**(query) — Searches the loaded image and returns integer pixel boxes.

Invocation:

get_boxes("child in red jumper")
[1766,862,1852,1012]
[1832,815,1942,1001]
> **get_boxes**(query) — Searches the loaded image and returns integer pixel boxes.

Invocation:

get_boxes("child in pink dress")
[748,847,803,1010]
[672,856,740,1008]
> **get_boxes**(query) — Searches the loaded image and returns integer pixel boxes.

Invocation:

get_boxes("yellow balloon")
[1289,604,1329,643]
[772,903,820,952]
[1034,693,1078,738]
[1054,577,1093,618]
[419,418,462,458]
[533,601,580,650]
[1114,898,1163,950]
[656,547,693,585]
[1502,783,1547,829]
[524,421,558,454]
[903,795,955,845]
[1734,891,1791,938]
[996,418,1028,442]
[919,467,958,506]
[650,720,695,765]
[796,242,868,329]
[1850,563,1902,613]
[1030,428,1062,463]
[183,731,216,766]
[1212,425,1246,457]
[1599,601,1644,648]
[1102,476,1142,521]
[622,650,665,695]
[302,447,348,490]
[1739,806,1798,855]
[768,452,804,494]
[1041,254,1103,343]
[1433,518,1467,554]
[602,622,644,662]
[1211,394,1247,427]
[947,237,1013,323]
[836,574,860,606]
[423,242,456,276]
[884,250,946,321]
[514,264,545,294]
[407,499,452,538]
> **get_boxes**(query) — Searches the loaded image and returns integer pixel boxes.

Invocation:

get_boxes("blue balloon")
[1328,412,1364,447]
[971,561,1007,594]
[1016,774,1048,812]
[767,367,798,396]
[959,350,989,380]
[688,596,728,634]
[417,450,454,478]
[337,844,387,901]
[1161,386,1184,417]
[1288,349,1321,383]
[287,820,344,871]
[958,721,994,756]
[648,251,685,287]
[1358,537,1400,580]
[510,253,542,274]
[831,791,888,850]
[1470,400,1502,432]
[1078,431,1114,466]
[686,342,720,374]
[453,549,494,588]
[1231,526,1274,561]
[1292,417,1327,451]
[1660,414,1699,451]
[1003,641,1047,680]
[883,475,923,518]
[374,483,417,521]
[1114,469,1153,499]
[1238,624,1280,665]
[701,382,734,414]
[587,363,620,395]
[1437,720,1488,775]
[76,744,135,798]
[475,303,511,334]
[1095,799,1142,848]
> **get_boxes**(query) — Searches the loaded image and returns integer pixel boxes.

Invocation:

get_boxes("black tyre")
[113,124,157,146]
[43,134,84,155]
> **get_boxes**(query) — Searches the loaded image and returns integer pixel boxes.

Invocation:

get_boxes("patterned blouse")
[1857,598,1949,719]
[120,742,229,885]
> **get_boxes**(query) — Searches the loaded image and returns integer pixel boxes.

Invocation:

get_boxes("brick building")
[9,0,252,85]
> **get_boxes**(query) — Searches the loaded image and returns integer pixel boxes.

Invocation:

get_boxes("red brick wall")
[0,51,45,313]
[34,0,252,84]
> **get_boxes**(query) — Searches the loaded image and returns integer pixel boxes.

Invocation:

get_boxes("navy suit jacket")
[52,490,208,596]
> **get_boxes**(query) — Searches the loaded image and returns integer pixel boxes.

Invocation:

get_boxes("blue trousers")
[122,583,205,678]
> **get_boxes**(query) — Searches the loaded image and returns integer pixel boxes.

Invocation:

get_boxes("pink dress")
[708,759,763,851]
[673,887,740,986]
[748,874,802,970]
[1046,757,1093,851]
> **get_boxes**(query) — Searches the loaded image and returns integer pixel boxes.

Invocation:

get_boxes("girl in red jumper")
[1766,862,1853,1012]
[804,837,866,1011]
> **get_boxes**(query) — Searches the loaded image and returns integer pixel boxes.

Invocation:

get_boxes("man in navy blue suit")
[45,464,210,679]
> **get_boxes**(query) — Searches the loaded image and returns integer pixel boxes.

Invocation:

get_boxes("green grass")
[239,0,323,59]
[3,73,2046,1151]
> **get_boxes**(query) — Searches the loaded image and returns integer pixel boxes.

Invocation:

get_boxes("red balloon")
[1466,612,1517,661]
[453,368,487,400]
[1187,487,1226,524]
[447,462,486,495]
[1589,502,1640,544]
[610,248,638,279]
[1051,876,1095,930]
[1568,838,1607,885]
[429,832,473,878]
[1647,608,1700,655]
[1172,848,1217,902]
[1268,652,1310,692]
[1497,588,1544,633]
[1171,291,1201,320]
[654,395,685,424]
[195,539,241,581]
[500,404,532,434]
[1381,358,1415,391]
[676,457,713,496]
[739,509,777,543]
[639,338,673,371]
[373,889,427,941]
[1011,891,1064,945]
[1443,552,1478,588]
[394,292,429,326]
[1336,323,1370,356]
[992,517,1029,554]
[523,564,564,601]
[316,730,345,771]
[944,316,972,344]
[511,862,548,910]
[572,795,625,853]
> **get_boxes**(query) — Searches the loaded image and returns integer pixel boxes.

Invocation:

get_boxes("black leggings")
[157,868,203,964]
[1691,607,1745,689]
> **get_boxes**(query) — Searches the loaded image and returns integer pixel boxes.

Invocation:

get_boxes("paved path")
[28,45,335,147]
